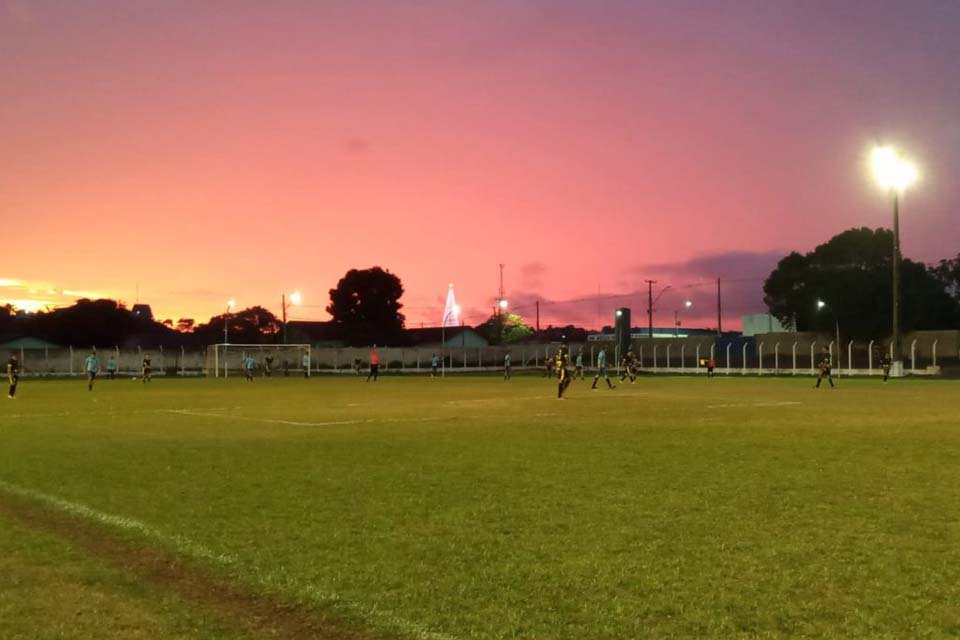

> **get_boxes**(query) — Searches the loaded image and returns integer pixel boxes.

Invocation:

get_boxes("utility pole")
[497,263,505,319]
[645,280,656,337]
[535,300,540,333]
[716,277,722,335]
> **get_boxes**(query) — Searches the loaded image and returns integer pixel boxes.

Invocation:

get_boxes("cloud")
[342,137,370,155]
[630,249,786,281]
[519,261,546,288]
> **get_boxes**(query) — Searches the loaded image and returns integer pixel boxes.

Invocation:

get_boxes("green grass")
[2,374,960,639]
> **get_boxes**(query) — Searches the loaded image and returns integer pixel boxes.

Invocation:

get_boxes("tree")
[764,228,958,341]
[931,254,960,301]
[192,306,281,345]
[326,267,406,346]
[477,312,534,344]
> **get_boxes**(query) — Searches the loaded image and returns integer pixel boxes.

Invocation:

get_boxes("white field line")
[706,401,802,409]
[0,408,233,422]
[165,409,447,428]
[0,480,458,640]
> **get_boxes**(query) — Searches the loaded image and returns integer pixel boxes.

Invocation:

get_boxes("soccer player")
[815,347,834,388]
[367,345,380,382]
[141,354,152,383]
[504,351,512,380]
[264,355,274,377]
[591,348,615,390]
[301,352,310,378]
[879,351,893,382]
[7,353,18,398]
[430,352,439,377]
[106,356,117,379]
[84,350,100,391]
[544,354,554,378]
[574,349,584,380]
[555,343,572,399]
[707,356,716,378]
[620,349,638,383]
[243,354,256,382]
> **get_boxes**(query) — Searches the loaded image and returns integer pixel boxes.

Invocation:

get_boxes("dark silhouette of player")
[815,347,834,388]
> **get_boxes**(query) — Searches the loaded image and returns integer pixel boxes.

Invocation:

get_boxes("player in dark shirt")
[879,352,892,382]
[555,344,572,399]
[815,347,834,388]
[7,354,18,398]
[620,349,638,383]
[141,354,152,383]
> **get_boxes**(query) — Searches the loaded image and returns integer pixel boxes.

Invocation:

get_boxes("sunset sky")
[2,0,958,330]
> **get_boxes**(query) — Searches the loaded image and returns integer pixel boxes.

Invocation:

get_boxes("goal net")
[206,344,312,378]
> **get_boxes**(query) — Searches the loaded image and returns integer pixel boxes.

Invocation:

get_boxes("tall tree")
[931,254,960,301]
[192,306,280,345]
[477,312,534,344]
[764,228,957,340]
[327,267,406,346]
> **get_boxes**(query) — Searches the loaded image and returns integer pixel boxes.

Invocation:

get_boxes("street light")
[674,300,692,337]
[816,299,841,368]
[224,299,236,343]
[870,145,919,375]
[281,290,302,344]
[441,303,461,378]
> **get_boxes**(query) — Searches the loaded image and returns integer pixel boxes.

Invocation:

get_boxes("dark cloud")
[342,137,370,154]
[520,261,546,288]
[630,249,786,280]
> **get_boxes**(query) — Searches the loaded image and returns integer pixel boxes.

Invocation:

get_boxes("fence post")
[911,339,917,372]
[810,342,816,374]
[773,342,779,373]
[758,342,764,375]
[666,344,671,369]
[695,344,701,372]
[868,340,874,373]
[653,345,658,370]
[638,345,643,368]
[792,341,797,375]
[181,345,186,376]
[70,346,74,376]
[741,343,747,375]
[847,341,853,377]
[932,339,938,368]
[726,343,732,374]
[681,344,686,372]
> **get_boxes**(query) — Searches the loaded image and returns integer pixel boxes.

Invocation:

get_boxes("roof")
[0,336,63,349]
[406,326,487,346]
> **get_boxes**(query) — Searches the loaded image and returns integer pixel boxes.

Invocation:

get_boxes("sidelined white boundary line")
[707,401,802,409]
[0,480,458,640]
[164,410,448,428]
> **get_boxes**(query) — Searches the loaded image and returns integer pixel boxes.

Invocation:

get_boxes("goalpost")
[207,344,312,378]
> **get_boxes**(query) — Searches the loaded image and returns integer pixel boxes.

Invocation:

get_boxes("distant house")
[285,321,345,347]
[0,336,63,351]
[406,326,488,348]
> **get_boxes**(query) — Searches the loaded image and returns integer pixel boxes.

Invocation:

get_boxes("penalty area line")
[0,479,458,640]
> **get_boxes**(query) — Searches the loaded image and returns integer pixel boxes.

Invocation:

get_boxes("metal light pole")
[674,300,692,337]
[281,291,302,344]
[224,299,236,343]
[817,300,841,370]
[441,304,460,378]
[870,146,918,376]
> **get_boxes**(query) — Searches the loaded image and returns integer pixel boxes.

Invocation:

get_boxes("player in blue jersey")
[591,348,615,390]
[84,350,100,391]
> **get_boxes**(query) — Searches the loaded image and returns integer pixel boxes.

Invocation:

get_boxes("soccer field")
[2,374,959,639]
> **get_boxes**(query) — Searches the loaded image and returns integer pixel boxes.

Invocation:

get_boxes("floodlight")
[499,299,508,310]
[227,299,236,310]
[290,291,302,306]
[871,146,919,192]
[817,300,826,309]
[684,300,693,308]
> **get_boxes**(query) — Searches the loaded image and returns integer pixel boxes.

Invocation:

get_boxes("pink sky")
[2,1,958,330]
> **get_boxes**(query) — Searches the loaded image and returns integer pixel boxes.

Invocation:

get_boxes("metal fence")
[7,335,957,377]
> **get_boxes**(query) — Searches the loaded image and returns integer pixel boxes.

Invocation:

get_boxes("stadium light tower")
[224,299,236,343]
[870,145,919,375]
[441,303,461,378]
[816,299,841,364]
[281,291,302,344]
[674,300,692,337]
